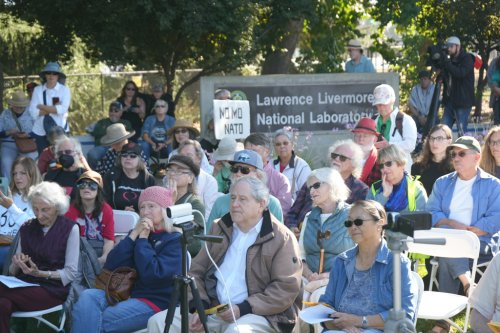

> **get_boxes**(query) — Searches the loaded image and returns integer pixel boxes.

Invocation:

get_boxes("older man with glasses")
[206,149,284,232]
[426,136,500,304]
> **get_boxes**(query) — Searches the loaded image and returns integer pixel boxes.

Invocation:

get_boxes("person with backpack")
[372,84,418,172]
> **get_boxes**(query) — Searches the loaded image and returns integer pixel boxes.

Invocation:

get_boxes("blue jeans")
[0,245,10,270]
[86,146,109,170]
[71,289,155,333]
[139,140,169,161]
[441,104,471,134]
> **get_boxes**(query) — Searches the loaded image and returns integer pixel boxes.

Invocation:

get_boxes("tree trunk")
[261,18,303,75]
[0,62,4,109]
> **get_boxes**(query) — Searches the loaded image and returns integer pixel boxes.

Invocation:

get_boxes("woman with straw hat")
[0,91,37,178]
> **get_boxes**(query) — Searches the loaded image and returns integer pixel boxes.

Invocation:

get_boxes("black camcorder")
[385,211,432,237]
[426,40,449,70]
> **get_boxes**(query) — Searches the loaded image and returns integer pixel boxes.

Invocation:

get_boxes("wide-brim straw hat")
[39,62,66,79]
[212,137,241,161]
[100,123,135,146]
[8,91,30,107]
[167,119,200,137]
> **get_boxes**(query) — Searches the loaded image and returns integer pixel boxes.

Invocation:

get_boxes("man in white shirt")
[147,176,302,333]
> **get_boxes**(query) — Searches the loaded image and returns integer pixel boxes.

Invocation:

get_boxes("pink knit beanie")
[138,186,174,208]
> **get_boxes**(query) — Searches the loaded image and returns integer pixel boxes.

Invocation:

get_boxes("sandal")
[426,320,450,333]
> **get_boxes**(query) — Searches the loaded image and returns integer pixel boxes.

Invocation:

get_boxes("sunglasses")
[230,165,252,174]
[380,123,387,133]
[77,181,98,191]
[45,72,59,76]
[57,150,75,156]
[308,182,322,191]
[120,152,138,159]
[344,218,375,228]
[378,161,394,169]
[331,153,351,162]
[450,150,474,159]
[155,104,167,108]
[175,128,188,134]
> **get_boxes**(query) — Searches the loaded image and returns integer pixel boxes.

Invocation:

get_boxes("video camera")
[426,39,449,70]
[385,211,432,238]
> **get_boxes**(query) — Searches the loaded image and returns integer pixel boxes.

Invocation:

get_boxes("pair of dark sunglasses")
[230,165,251,174]
[378,161,394,170]
[331,152,351,162]
[308,182,322,191]
[450,150,474,159]
[77,180,98,191]
[120,152,138,159]
[344,218,376,228]
[45,72,59,76]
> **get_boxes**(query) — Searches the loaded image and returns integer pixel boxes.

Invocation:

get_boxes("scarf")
[375,173,409,212]
[360,147,377,184]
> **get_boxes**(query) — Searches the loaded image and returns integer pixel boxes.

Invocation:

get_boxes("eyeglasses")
[155,104,167,108]
[120,152,138,159]
[77,181,99,191]
[378,161,394,169]
[175,128,188,134]
[165,168,191,175]
[57,150,75,156]
[45,72,59,76]
[230,165,252,174]
[126,87,136,91]
[429,136,448,143]
[489,139,500,147]
[344,218,375,228]
[450,150,474,159]
[274,141,290,147]
[331,153,351,162]
[308,182,322,191]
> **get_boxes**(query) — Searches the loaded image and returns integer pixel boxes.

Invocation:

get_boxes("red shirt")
[65,202,115,241]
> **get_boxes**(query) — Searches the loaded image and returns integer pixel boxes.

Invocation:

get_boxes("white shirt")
[197,169,223,218]
[0,193,34,237]
[215,219,263,305]
[449,176,476,226]
[273,155,311,200]
[29,82,71,135]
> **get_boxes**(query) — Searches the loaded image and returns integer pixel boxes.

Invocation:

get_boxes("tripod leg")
[163,277,181,333]
[188,278,210,333]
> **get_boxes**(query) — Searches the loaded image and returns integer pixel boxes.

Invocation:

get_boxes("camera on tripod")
[426,40,449,70]
[385,211,433,238]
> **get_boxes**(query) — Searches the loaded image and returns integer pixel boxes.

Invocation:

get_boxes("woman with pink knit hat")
[71,186,182,333]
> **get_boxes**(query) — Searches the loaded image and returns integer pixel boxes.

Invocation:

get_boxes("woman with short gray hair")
[1,181,79,332]
[273,129,311,200]
[367,144,427,212]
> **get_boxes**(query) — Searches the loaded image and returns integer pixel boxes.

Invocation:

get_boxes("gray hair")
[328,139,364,178]
[178,139,205,164]
[308,168,350,202]
[54,136,84,168]
[378,144,407,167]
[244,133,271,151]
[273,129,294,143]
[230,176,270,207]
[215,89,231,100]
[28,181,70,215]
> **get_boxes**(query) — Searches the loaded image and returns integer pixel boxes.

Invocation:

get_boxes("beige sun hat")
[347,39,362,49]
[167,119,200,137]
[100,123,135,146]
[212,137,243,162]
[8,91,30,107]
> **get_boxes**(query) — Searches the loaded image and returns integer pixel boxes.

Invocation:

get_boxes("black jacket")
[443,49,475,108]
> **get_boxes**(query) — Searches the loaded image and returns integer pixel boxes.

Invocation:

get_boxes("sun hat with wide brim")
[346,39,362,49]
[8,91,30,107]
[100,123,136,146]
[77,170,103,188]
[212,137,242,162]
[39,62,66,80]
[167,119,200,137]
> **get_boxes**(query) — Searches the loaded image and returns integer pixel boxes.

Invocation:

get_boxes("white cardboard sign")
[213,100,250,140]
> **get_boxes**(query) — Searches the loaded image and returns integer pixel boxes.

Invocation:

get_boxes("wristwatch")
[361,316,368,329]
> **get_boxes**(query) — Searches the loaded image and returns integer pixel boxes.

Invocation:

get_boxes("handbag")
[95,267,137,305]
[12,114,37,153]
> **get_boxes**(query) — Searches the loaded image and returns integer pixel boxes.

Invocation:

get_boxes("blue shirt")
[141,115,175,142]
[319,239,418,322]
[426,168,500,249]
[345,55,376,73]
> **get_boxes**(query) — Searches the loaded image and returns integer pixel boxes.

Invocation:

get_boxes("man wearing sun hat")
[352,117,381,186]
[372,84,418,172]
[206,149,284,231]
[28,62,71,153]
[345,39,376,73]
[0,91,37,178]
[426,135,500,296]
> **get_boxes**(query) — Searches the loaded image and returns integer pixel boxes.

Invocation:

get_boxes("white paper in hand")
[0,275,40,288]
[299,304,335,324]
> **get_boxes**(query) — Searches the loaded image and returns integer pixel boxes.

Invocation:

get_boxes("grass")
[416,311,468,333]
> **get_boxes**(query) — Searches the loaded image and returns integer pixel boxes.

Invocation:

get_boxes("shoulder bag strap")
[12,113,23,132]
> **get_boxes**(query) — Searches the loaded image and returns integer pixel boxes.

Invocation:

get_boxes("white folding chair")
[411,271,424,326]
[113,210,140,237]
[12,305,66,332]
[408,228,480,333]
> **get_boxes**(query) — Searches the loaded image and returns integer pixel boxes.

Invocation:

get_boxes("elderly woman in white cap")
[28,62,71,153]
[372,83,418,172]
[212,137,243,193]
[0,91,37,178]
[345,39,376,73]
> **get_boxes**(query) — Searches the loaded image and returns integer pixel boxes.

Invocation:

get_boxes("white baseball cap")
[446,36,461,46]
[372,84,396,106]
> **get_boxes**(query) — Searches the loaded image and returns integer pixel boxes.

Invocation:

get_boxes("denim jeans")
[441,104,471,134]
[71,289,155,333]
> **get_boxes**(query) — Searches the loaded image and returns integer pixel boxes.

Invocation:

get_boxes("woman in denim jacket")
[319,200,418,332]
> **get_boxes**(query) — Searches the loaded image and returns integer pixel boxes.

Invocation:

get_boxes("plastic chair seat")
[417,291,468,320]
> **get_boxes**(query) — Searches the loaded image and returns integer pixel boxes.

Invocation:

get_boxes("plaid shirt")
[284,174,368,228]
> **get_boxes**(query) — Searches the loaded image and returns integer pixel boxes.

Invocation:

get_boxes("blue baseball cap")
[230,150,263,170]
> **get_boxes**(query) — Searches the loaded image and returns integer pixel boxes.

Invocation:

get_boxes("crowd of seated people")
[3,76,500,333]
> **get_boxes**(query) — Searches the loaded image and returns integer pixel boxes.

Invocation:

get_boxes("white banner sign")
[213,100,250,139]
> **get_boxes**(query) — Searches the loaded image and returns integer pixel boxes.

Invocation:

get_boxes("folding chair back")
[113,210,140,236]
